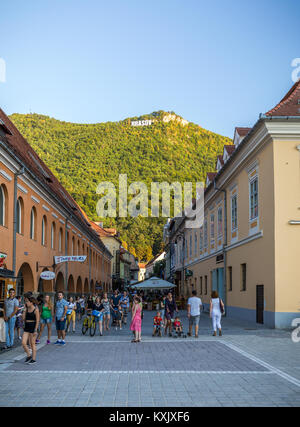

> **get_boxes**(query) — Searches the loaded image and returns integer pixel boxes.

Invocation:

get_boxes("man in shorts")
[54,291,68,345]
[187,290,202,338]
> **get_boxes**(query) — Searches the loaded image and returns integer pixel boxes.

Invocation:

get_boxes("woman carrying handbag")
[209,291,225,337]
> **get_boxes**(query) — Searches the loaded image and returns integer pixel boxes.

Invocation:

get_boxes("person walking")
[66,296,76,333]
[54,291,68,345]
[101,292,111,331]
[130,296,142,343]
[36,295,53,344]
[187,290,202,338]
[22,295,40,364]
[93,296,104,336]
[210,291,224,337]
[164,292,178,337]
[14,296,24,341]
[3,288,19,349]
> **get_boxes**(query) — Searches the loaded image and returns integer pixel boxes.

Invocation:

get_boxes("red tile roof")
[0,108,109,254]
[266,80,300,116]
[235,127,252,137]
[206,172,217,182]
[224,145,235,155]
[217,155,224,166]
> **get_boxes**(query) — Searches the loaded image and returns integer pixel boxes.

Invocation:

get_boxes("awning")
[130,276,176,290]
[0,268,15,279]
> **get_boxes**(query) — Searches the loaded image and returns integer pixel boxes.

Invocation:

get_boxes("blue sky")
[1,0,299,137]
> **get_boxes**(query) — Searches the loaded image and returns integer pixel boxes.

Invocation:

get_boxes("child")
[152,311,163,337]
[173,316,183,335]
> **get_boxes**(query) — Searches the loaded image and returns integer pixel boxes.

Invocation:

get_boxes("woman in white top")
[210,291,224,336]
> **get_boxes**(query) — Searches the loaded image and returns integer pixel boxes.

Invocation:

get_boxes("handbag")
[219,299,225,315]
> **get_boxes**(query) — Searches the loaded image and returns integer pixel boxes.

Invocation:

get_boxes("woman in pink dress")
[130,297,142,343]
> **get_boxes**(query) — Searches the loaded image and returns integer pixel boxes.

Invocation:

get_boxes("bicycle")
[82,312,95,336]
[65,310,74,334]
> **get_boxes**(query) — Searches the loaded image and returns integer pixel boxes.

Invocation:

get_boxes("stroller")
[171,318,187,338]
[152,323,163,337]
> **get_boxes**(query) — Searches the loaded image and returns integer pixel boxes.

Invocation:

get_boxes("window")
[16,197,23,234]
[241,263,246,291]
[250,178,258,220]
[200,227,203,251]
[41,216,47,246]
[72,237,75,255]
[30,207,36,240]
[51,223,56,249]
[194,232,197,256]
[0,185,7,226]
[228,266,233,291]
[218,207,223,237]
[77,240,80,255]
[231,195,237,231]
[210,213,215,239]
[205,276,208,295]
[200,276,203,295]
[59,228,63,252]
[204,219,208,250]
[190,234,192,258]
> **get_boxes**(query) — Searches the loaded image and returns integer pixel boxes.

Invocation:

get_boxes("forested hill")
[9,111,232,261]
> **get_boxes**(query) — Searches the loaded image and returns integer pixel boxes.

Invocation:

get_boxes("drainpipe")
[88,238,92,292]
[12,166,25,275]
[214,180,227,312]
[65,215,71,294]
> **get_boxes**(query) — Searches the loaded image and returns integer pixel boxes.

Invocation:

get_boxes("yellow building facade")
[166,81,300,328]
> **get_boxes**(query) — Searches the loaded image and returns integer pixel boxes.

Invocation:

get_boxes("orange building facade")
[0,108,112,301]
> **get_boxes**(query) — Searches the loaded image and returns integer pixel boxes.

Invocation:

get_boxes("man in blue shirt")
[3,288,19,349]
[55,291,68,345]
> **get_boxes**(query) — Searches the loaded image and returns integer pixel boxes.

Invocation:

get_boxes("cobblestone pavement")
[0,311,299,407]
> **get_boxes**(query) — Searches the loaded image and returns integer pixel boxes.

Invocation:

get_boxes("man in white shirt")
[187,290,202,338]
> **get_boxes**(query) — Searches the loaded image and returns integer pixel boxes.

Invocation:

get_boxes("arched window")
[16,197,23,234]
[72,236,75,255]
[77,240,80,255]
[59,228,63,252]
[30,207,37,240]
[51,222,56,249]
[0,184,7,227]
[41,215,47,246]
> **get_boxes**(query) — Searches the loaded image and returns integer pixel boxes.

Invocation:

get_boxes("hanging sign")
[54,256,87,265]
[0,253,7,268]
[40,271,56,281]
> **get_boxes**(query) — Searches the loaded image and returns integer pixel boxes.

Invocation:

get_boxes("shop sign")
[40,271,56,281]
[54,256,87,264]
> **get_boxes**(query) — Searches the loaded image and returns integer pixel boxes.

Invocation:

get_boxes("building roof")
[0,108,110,256]
[235,127,252,137]
[266,80,300,117]
[224,145,236,155]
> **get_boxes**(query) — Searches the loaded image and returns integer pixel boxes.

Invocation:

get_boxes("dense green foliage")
[10,111,232,260]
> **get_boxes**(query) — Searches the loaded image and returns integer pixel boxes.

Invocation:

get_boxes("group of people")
[2,287,225,363]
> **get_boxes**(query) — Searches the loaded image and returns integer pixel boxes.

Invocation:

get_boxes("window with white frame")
[217,207,223,237]
[41,216,47,246]
[30,207,36,240]
[0,185,6,226]
[250,177,258,220]
[231,195,238,231]
[51,223,55,249]
[194,232,197,255]
[59,228,63,252]
[210,213,215,240]
[190,234,192,257]
[204,218,208,249]
[199,227,203,251]
[16,198,22,234]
